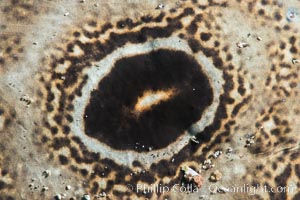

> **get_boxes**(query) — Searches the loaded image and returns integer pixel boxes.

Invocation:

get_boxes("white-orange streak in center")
[134,88,177,113]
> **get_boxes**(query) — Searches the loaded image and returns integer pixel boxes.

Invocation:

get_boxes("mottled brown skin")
[0,0,300,200]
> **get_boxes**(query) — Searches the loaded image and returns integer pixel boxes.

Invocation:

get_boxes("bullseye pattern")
[0,0,300,200]
[36,3,244,198]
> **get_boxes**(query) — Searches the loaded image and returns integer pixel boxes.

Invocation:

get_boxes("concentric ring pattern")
[0,0,299,200]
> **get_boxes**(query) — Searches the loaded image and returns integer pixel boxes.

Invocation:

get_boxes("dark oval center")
[84,49,213,152]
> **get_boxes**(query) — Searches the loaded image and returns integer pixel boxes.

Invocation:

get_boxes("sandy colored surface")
[0,0,300,199]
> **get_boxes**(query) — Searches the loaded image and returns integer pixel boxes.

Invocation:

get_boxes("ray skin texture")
[0,0,300,199]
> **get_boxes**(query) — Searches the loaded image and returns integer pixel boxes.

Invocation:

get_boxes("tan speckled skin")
[0,0,300,199]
